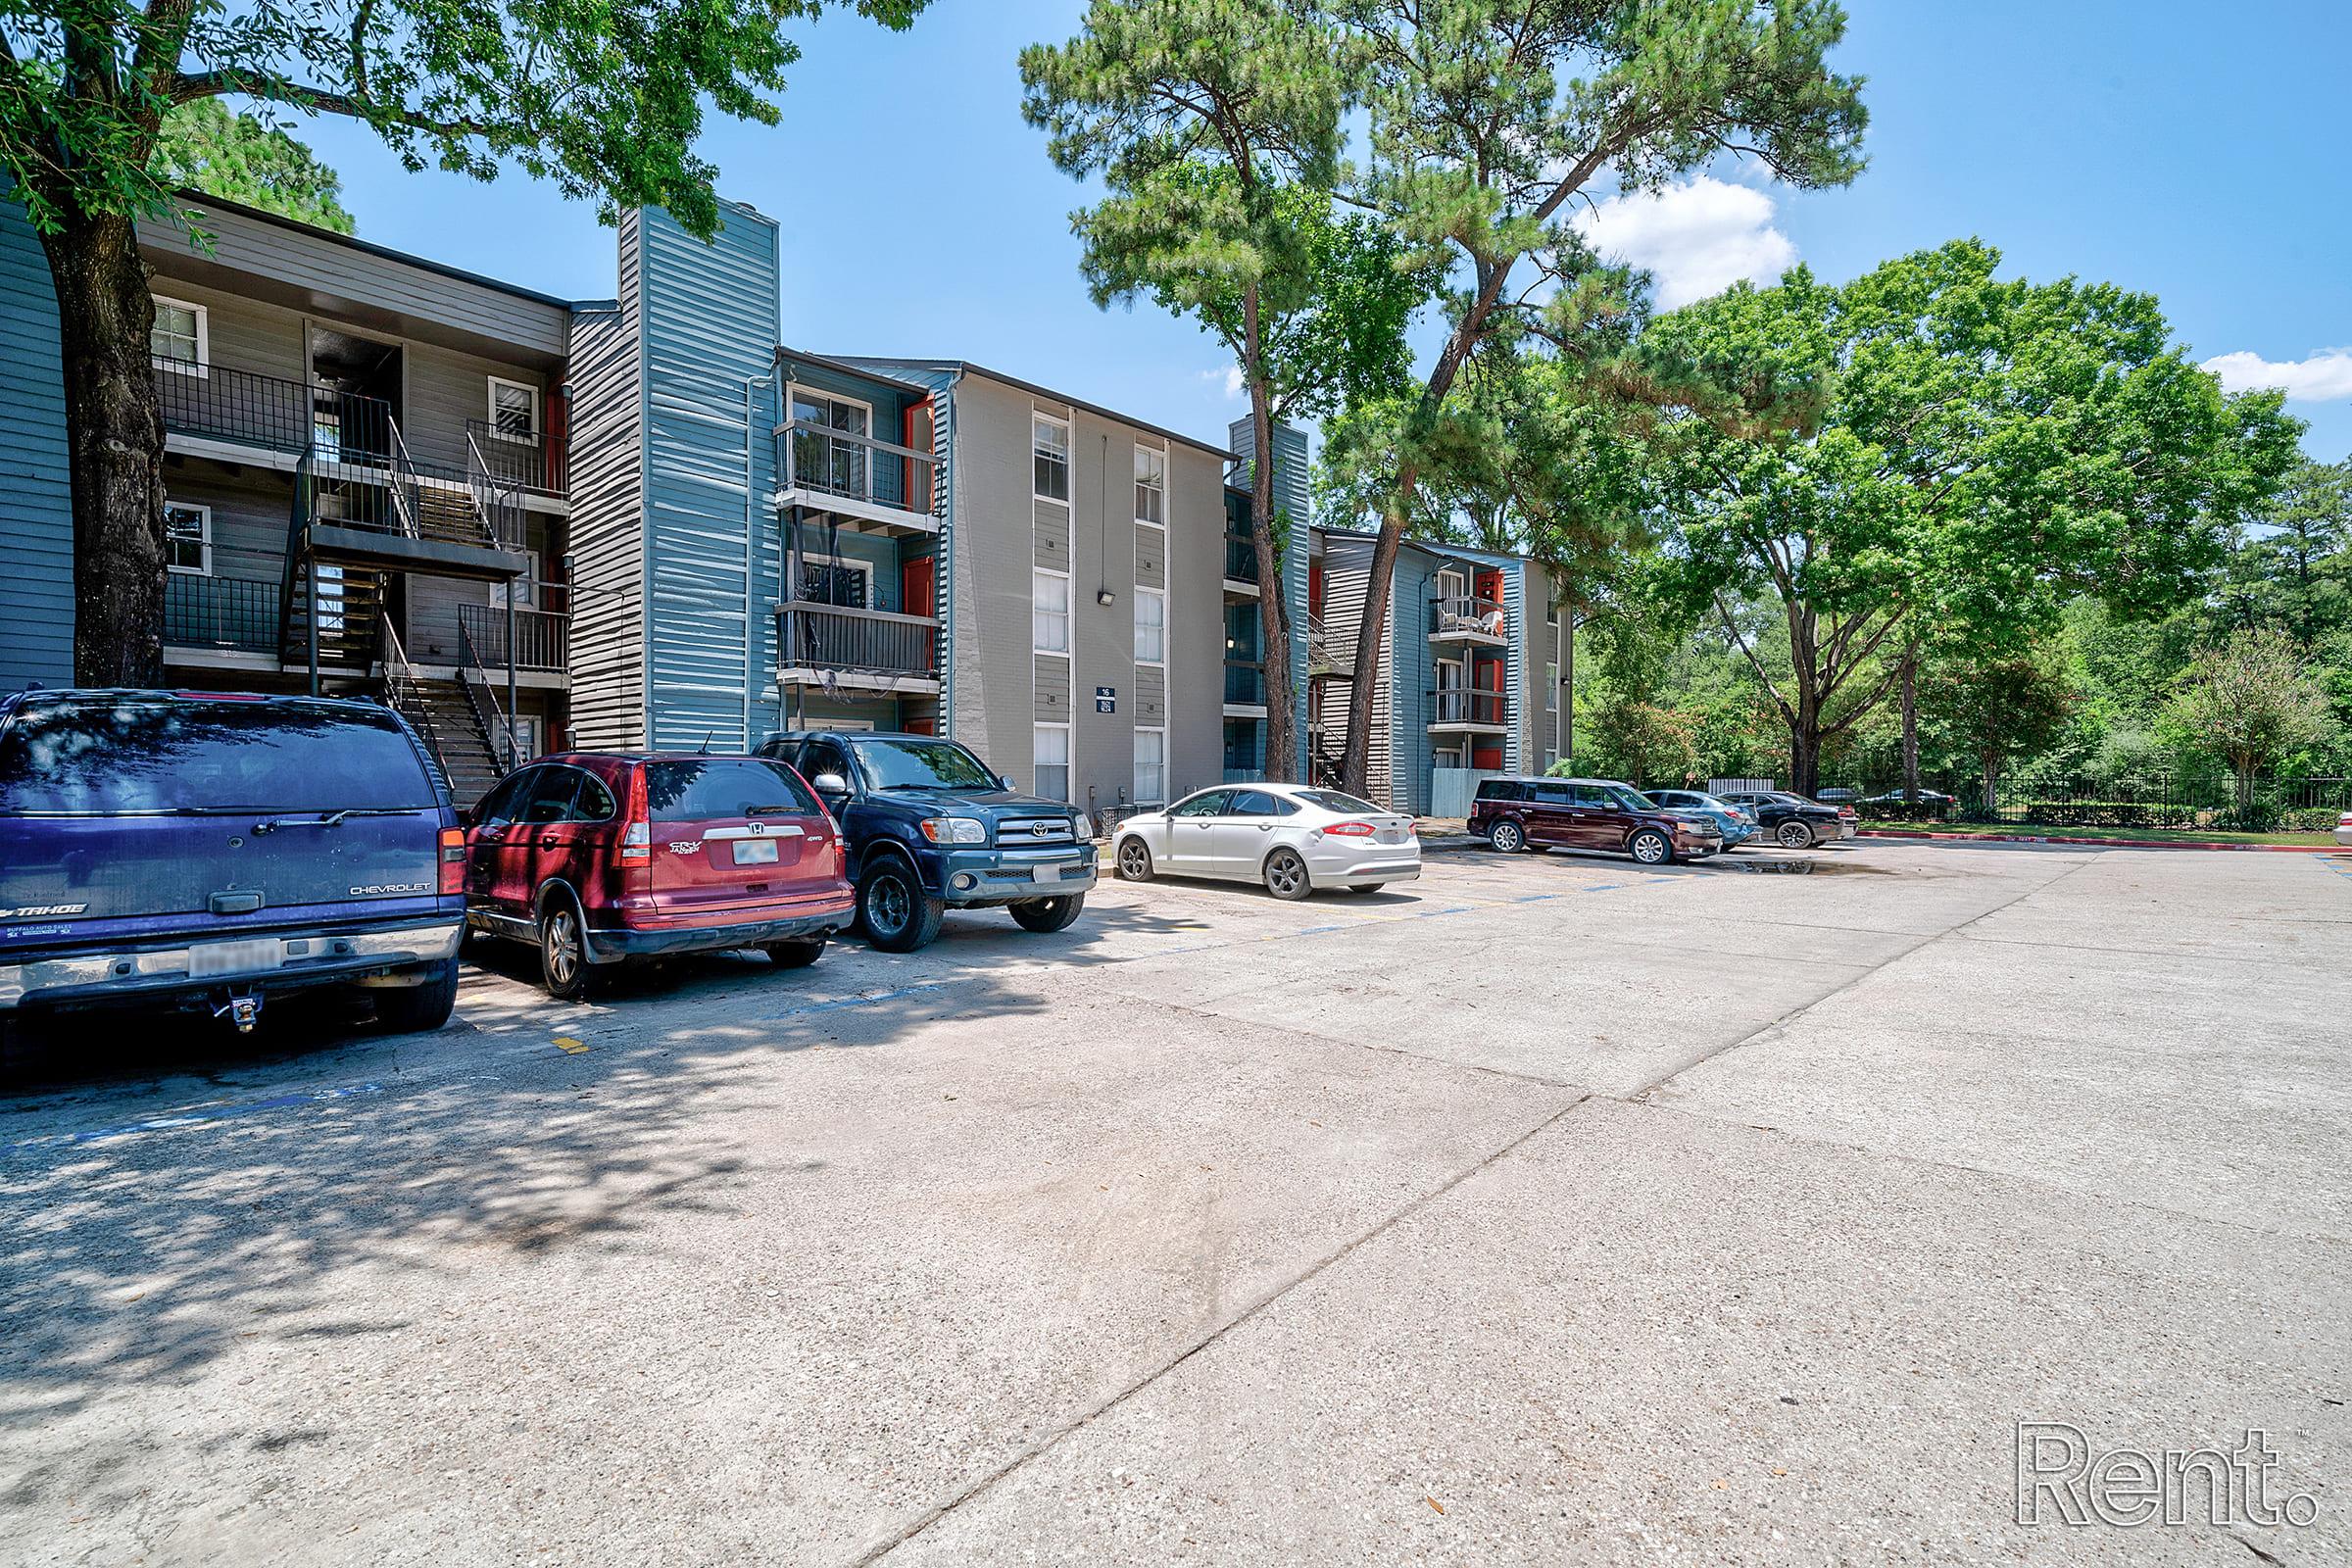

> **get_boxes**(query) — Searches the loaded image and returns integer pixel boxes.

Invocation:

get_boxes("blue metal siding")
[1502,562,1526,775]
[636,203,782,752]
[0,196,75,689]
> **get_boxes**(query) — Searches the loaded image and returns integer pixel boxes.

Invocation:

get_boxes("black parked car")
[758,730,1096,952]
[1715,789,1853,849]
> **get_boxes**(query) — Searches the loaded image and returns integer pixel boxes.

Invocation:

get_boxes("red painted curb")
[1857,828,2345,854]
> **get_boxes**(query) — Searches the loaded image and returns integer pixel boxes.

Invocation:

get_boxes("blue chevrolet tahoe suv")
[759,730,1096,952]
[0,689,467,1054]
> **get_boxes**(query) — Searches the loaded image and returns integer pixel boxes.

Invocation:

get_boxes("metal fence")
[1822,773,2352,833]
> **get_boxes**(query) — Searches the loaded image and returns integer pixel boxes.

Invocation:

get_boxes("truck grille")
[999,816,1075,847]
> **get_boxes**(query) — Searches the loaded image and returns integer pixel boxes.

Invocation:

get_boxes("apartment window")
[1134,443,1165,525]
[1545,662,1560,711]
[1035,723,1070,801]
[164,502,212,575]
[1134,728,1166,804]
[151,297,208,376]
[1033,413,1070,502]
[488,377,540,441]
[1134,586,1165,664]
[1033,569,1070,653]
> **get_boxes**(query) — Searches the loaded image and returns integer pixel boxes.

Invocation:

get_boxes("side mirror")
[999,774,1017,793]
[812,771,849,796]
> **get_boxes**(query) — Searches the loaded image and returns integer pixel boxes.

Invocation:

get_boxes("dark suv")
[759,731,1096,952]
[0,689,466,1048]
[1468,776,1723,864]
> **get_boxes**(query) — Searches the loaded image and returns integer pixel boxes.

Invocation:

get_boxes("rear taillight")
[1323,821,1377,838]
[619,765,652,866]
[437,827,466,895]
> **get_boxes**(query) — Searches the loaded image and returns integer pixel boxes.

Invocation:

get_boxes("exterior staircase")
[393,676,506,808]
[281,560,387,671]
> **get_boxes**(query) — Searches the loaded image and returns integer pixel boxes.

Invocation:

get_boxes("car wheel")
[1010,894,1086,933]
[374,955,461,1033]
[1262,848,1313,902]
[1489,819,1527,854]
[537,898,594,1001]
[1629,828,1674,866]
[1775,819,1815,849]
[858,857,946,953]
[763,936,826,968]
[1115,838,1154,881]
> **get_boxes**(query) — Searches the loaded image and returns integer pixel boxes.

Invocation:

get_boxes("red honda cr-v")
[462,753,854,999]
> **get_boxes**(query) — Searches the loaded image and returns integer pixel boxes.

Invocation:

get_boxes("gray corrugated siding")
[1135,664,1166,724]
[1034,653,1071,722]
[637,203,779,753]
[1316,534,1395,808]
[1135,524,1164,589]
[0,196,75,689]
[564,216,646,750]
[1033,496,1071,570]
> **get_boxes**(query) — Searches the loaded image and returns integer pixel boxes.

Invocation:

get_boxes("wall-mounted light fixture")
[1097,587,1116,608]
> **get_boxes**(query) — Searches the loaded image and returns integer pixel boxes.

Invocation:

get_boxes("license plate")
[188,938,281,978]
[732,839,781,865]
[1032,863,1069,884]
[1377,829,1405,844]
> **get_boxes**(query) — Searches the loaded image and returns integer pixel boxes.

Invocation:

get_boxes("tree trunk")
[1340,485,1410,799]
[1785,609,1823,797]
[41,210,167,685]
[1981,754,2000,816]
[1899,645,1920,801]
[1246,369,1297,783]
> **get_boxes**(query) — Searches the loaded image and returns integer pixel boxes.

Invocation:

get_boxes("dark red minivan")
[463,753,854,999]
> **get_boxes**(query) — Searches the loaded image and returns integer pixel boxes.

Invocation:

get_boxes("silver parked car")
[1112,784,1421,900]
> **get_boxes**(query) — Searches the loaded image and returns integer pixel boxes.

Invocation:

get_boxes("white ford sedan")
[1113,783,1421,901]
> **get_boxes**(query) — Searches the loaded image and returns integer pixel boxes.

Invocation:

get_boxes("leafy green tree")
[1641,239,2298,794]
[1024,0,1424,781]
[1,0,930,684]
[2162,628,2333,819]
[1325,0,1870,794]
[152,97,352,232]
[1922,649,2076,813]
[2212,456,2349,650]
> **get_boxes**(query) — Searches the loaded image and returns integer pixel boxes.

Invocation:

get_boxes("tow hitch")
[215,991,265,1033]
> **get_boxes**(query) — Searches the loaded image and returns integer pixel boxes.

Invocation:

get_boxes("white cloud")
[1198,366,1246,400]
[1571,174,1797,310]
[2200,349,2352,403]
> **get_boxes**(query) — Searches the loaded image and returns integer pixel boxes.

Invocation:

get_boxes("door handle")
[1258,824,1273,831]
[536,836,561,847]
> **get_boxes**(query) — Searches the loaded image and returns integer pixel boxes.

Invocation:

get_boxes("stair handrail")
[464,424,524,552]
[378,612,458,794]
[456,611,521,772]
[278,447,314,674]
[384,417,425,541]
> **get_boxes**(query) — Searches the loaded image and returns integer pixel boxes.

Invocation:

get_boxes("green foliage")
[1,0,933,241]
[152,98,353,232]
[2160,628,2335,811]
[2212,456,2350,650]
[1921,648,2076,809]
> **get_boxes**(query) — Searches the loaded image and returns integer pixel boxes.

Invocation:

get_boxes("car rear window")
[1472,780,1526,803]
[644,759,820,822]
[0,698,437,814]
[1295,789,1383,814]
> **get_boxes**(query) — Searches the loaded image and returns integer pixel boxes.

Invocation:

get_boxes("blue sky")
[288,1,2350,464]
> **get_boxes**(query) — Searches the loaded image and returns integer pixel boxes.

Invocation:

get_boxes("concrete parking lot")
[3,840,2348,1566]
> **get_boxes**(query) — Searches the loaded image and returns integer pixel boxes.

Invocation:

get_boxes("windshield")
[1606,786,1657,811]
[1296,789,1383,814]
[852,737,1001,791]
[0,698,437,814]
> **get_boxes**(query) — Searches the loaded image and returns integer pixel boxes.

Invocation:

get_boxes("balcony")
[776,421,939,537]
[776,601,940,691]
[165,575,280,657]
[1224,533,1260,592]
[1429,686,1507,733]
[457,604,569,673]
[155,360,395,462]
[466,416,568,498]
[1224,659,1266,710]
[1429,594,1507,646]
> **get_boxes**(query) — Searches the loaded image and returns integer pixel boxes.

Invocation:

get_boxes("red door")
[902,557,937,670]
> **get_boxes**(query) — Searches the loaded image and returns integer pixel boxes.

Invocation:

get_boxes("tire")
[1010,894,1086,933]
[1489,819,1527,855]
[537,895,594,1001]
[858,855,946,953]
[375,955,461,1033]
[1775,819,1816,849]
[763,936,827,968]
[1262,847,1313,902]
[1628,829,1674,866]
[1115,838,1154,881]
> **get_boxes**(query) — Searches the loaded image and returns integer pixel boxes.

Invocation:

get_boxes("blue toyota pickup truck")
[759,730,1095,951]
[0,689,466,1054]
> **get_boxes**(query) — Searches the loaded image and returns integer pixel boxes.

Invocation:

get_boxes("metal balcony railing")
[164,575,280,653]
[1224,659,1266,706]
[1429,686,1507,728]
[466,414,568,497]
[1224,534,1260,584]
[457,604,568,672]
[777,420,938,522]
[777,601,939,679]
[154,360,395,461]
[1429,594,1507,640]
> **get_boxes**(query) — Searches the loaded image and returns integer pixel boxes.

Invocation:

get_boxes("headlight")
[919,816,988,845]
[1072,812,1095,841]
